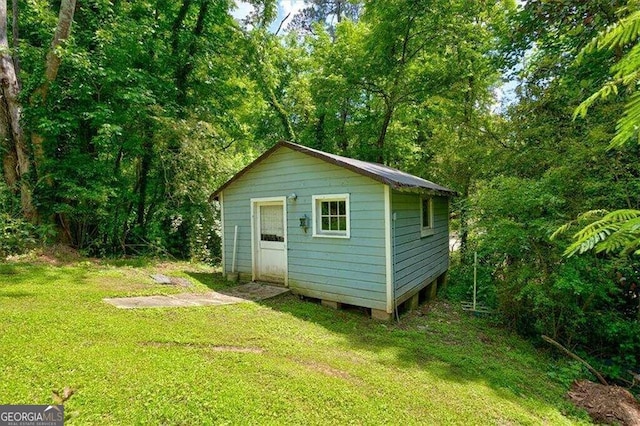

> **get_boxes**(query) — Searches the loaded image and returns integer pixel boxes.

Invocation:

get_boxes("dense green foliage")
[557,1,640,258]
[1,0,639,385]
[2,0,275,258]
[0,259,587,423]
[464,0,640,380]
[0,214,37,257]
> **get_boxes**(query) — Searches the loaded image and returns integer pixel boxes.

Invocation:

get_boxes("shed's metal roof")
[211,141,456,199]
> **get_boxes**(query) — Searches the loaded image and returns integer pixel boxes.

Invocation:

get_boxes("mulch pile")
[568,380,640,425]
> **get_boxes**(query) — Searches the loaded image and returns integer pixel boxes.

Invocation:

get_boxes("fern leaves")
[574,5,640,148]
[563,3,640,258]
[553,209,640,257]
[579,9,640,56]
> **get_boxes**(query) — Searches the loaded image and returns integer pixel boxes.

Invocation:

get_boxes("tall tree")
[288,0,361,37]
[0,0,32,219]
[0,0,274,257]
[0,0,76,222]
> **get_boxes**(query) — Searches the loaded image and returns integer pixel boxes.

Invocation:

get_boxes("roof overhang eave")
[391,184,458,197]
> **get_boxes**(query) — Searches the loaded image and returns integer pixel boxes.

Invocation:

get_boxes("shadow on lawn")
[100,257,156,268]
[0,264,20,275]
[184,272,239,292]
[146,269,575,417]
[258,293,577,417]
[0,264,89,286]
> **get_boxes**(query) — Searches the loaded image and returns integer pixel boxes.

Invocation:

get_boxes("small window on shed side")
[312,194,350,238]
[420,196,434,237]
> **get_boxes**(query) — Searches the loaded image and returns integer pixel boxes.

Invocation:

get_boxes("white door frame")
[250,196,288,286]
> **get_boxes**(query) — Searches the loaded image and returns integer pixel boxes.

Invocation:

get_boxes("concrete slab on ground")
[104,282,289,309]
[150,274,172,284]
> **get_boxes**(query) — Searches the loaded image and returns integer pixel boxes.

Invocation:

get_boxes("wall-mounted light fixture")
[299,214,309,233]
[287,193,297,201]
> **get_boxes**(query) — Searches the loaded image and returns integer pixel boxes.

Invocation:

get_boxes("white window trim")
[420,196,435,237]
[312,193,350,239]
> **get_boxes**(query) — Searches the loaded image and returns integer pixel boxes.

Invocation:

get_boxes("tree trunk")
[30,0,77,176]
[175,0,209,109]
[0,0,35,220]
[136,138,153,228]
[314,111,325,149]
[458,74,474,264]
[376,103,394,164]
[171,0,192,55]
[171,0,193,109]
[1,142,18,189]
[338,106,348,152]
[268,89,296,141]
[11,0,19,85]
[0,86,17,188]
[458,184,470,263]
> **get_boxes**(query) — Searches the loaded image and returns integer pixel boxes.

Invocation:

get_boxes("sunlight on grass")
[0,260,589,424]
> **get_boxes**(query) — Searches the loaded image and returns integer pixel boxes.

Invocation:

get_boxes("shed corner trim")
[219,191,225,275]
[384,185,393,314]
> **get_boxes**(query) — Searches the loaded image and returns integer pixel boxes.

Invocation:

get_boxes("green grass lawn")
[0,258,590,424]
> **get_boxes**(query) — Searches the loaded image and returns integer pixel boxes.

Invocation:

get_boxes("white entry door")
[253,200,286,284]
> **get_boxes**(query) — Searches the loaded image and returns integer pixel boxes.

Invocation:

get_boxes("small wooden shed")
[211,141,454,319]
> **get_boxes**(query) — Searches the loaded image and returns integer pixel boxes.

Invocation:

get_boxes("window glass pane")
[316,196,349,235]
[260,205,284,241]
[330,201,338,215]
[422,199,430,228]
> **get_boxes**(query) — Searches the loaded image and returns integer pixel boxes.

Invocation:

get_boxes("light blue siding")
[221,146,388,310]
[220,145,451,312]
[391,191,449,302]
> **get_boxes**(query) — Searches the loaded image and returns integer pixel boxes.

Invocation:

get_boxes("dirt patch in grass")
[568,380,640,425]
[477,332,493,345]
[296,360,354,381]
[207,346,263,353]
[6,244,88,266]
[140,341,264,353]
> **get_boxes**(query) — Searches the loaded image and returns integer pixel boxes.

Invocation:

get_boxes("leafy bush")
[444,252,496,308]
[0,214,38,258]
[460,175,640,380]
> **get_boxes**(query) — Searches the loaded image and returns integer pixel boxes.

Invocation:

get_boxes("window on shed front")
[420,196,434,237]
[312,194,350,238]
[260,204,284,242]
